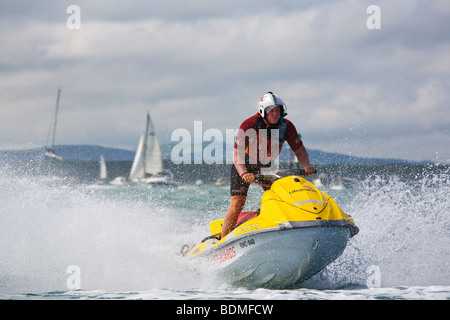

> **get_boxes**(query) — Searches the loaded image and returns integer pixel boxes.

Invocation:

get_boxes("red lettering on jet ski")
[213,246,236,264]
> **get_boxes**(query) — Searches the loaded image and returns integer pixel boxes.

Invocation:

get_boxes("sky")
[1,0,449,163]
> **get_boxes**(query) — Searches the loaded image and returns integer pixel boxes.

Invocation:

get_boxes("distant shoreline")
[0,144,434,165]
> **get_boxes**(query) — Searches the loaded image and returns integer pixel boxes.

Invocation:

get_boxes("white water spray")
[309,167,450,288]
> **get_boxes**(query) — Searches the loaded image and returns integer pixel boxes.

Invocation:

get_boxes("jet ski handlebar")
[254,168,316,185]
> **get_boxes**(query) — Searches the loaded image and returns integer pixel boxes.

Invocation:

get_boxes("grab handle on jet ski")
[201,235,220,243]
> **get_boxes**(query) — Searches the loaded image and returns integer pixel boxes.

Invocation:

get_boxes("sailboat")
[129,112,176,186]
[95,154,109,184]
[35,87,66,182]
[43,88,63,161]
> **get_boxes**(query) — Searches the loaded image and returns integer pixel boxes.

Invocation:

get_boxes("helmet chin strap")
[261,116,271,128]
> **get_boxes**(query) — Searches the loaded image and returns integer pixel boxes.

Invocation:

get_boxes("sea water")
[0,164,449,300]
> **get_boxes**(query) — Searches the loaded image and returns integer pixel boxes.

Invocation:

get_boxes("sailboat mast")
[142,113,150,174]
[50,88,61,149]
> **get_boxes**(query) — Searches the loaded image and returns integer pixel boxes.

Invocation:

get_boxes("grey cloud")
[0,0,449,162]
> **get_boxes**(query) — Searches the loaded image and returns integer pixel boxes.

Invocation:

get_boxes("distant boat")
[43,88,63,161]
[129,112,176,186]
[38,88,64,180]
[110,176,127,186]
[214,177,226,186]
[95,154,109,184]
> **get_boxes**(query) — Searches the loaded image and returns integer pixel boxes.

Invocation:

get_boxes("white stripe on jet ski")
[295,200,326,206]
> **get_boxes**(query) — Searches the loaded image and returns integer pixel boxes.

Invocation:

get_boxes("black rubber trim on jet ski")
[279,220,359,237]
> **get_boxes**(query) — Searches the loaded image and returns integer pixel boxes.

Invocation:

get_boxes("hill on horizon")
[0,144,430,165]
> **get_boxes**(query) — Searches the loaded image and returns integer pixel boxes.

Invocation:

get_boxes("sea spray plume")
[0,175,211,293]
[317,167,450,288]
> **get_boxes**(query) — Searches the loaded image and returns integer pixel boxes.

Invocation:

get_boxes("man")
[220,92,315,239]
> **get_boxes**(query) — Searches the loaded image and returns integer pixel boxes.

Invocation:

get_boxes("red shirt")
[234,114,303,165]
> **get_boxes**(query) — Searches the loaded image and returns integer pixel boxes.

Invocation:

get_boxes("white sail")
[145,114,164,175]
[129,113,164,181]
[99,154,107,180]
[129,133,145,180]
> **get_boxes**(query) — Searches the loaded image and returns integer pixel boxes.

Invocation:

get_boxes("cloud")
[0,0,449,162]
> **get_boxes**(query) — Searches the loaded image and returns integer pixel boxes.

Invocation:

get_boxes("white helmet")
[258,91,287,118]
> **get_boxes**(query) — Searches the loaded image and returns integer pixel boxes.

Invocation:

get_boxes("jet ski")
[180,169,359,289]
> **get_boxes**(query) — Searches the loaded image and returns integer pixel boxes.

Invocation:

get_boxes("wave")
[0,177,214,293]
[0,164,448,294]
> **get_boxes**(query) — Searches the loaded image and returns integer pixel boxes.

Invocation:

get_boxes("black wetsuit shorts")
[230,164,271,196]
